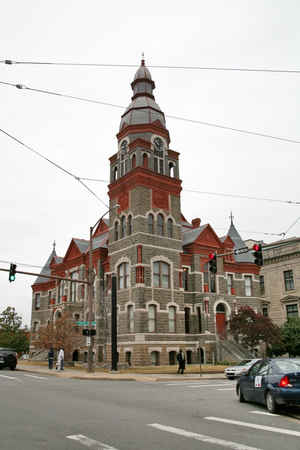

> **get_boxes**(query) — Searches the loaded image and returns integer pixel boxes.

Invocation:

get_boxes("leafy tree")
[280,318,300,357]
[229,306,281,353]
[0,306,30,353]
[33,311,82,361]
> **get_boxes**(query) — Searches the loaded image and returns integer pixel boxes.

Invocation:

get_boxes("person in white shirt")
[57,348,64,371]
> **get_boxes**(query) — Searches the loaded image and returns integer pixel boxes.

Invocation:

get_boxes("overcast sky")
[1,1,299,327]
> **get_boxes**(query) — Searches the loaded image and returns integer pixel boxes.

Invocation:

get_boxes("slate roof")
[34,248,58,285]
[227,222,254,263]
[182,224,208,246]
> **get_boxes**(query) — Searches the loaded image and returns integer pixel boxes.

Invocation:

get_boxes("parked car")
[236,358,300,413]
[0,347,18,370]
[224,359,260,379]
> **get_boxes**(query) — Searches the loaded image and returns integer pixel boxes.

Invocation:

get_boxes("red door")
[216,313,226,339]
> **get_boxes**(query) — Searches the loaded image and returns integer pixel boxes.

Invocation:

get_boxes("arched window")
[132,154,136,169]
[120,216,126,238]
[148,214,154,234]
[128,215,132,235]
[114,221,119,241]
[168,306,176,332]
[113,166,118,181]
[148,305,157,332]
[153,137,164,174]
[70,272,78,302]
[153,261,170,288]
[157,214,164,236]
[143,153,148,168]
[128,305,134,332]
[169,162,175,177]
[118,262,129,289]
[167,218,173,238]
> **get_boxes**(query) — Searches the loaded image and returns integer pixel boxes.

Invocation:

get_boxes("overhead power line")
[1,80,300,145]
[0,127,108,208]
[0,259,44,270]
[2,59,300,74]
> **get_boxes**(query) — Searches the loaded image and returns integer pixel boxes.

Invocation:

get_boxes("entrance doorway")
[216,303,227,339]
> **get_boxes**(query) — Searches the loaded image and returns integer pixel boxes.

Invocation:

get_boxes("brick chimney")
[192,218,201,228]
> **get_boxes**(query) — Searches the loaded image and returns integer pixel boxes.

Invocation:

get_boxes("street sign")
[76,321,96,326]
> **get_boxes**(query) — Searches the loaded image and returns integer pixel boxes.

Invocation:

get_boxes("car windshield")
[273,359,300,374]
[237,360,251,366]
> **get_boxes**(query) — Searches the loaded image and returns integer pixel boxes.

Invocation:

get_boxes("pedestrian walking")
[57,347,64,371]
[177,349,186,374]
[48,347,54,370]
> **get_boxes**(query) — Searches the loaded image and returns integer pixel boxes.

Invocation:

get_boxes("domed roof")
[119,58,166,131]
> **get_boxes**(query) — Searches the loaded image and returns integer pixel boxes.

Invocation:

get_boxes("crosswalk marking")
[0,374,22,382]
[24,374,47,380]
[67,434,118,449]
[205,417,300,437]
[149,423,262,450]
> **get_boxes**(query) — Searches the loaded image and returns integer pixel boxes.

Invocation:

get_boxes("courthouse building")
[31,59,265,365]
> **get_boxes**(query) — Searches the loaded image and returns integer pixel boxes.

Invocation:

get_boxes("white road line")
[217,388,235,391]
[0,374,22,382]
[165,383,233,387]
[24,374,47,380]
[67,434,118,449]
[149,423,262,450]
[249,411,279,417]
[205,417,300,437]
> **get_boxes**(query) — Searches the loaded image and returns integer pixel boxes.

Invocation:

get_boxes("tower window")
[153,261,170,288]
[153,138,164,174]
[157,214,164,236]
[120,216,126,238]
[128,215,132,235]
[184,307,190,333]
[169,162,175,177]
[114,222,119,241]
[118,262,129,289]
[128,305,134,332]
[132,154,136,169]
[143,153,148,168]
[113,167,118,181]
[168,306,176,332]
[167,218,173,238]
[148,214,154,234]
[148,304,157,332]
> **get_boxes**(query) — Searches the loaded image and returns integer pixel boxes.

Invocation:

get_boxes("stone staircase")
[217,338,252,363]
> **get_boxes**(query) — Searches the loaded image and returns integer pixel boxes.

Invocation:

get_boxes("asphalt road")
[1,369,300,450]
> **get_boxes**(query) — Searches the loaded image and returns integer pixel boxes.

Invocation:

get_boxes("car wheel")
[237,385,245,403]
[266,391,277,413]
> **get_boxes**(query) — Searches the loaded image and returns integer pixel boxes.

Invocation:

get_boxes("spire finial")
[141,52,145,66]
[53,240,56,251]
[229,211,234,225]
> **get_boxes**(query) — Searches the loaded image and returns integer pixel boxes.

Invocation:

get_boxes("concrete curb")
[17,366,226,382]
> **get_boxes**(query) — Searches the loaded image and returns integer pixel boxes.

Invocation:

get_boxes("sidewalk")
[17,362,226,382]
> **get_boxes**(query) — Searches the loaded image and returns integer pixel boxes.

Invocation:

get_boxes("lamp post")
[87,203,119,373]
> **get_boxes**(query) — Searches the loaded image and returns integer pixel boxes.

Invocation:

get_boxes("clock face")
[120,140,128,151]
[154,137,163,150]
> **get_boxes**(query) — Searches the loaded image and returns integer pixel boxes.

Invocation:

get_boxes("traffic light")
[90,329,96,336]
[208,252,217,274]
[82,329,89,336]
[253,244,263,266]
[9,264,17,282]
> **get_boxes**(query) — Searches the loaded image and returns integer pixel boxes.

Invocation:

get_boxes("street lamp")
[87,203,119,373]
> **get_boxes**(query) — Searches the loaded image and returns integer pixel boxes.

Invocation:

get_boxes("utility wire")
[0,127,108,208]
[0,259,44,270]
[2,59,300,74]
[282,215,300,237]
[213,227,284,237]
[1,80,300,145]
[80,176,300,206]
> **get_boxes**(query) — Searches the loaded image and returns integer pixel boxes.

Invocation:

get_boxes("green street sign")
[76,321,96,326]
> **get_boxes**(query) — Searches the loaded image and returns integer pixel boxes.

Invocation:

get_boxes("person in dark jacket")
[48,347,54,370]
[177,349,186,374]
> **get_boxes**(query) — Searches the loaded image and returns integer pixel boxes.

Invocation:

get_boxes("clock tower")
[107,58,185,366]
